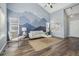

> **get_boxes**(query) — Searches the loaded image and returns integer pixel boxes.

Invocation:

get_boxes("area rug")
[28,37,62,51]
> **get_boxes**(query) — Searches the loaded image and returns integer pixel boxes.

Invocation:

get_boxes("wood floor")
[1,37,79,56]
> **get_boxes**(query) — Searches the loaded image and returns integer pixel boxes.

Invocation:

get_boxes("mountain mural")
[34,26,46,32]
[22,23,35,32]
[8,9,48,36]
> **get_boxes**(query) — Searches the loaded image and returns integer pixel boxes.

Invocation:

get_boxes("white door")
[69,20,79,37]
[9,17,19,40]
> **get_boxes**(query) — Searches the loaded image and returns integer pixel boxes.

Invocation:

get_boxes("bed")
[29,30,48,39]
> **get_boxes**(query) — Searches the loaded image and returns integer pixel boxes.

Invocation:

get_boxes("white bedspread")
[29,30,47,39]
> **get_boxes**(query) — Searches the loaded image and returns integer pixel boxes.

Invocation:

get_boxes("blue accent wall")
[7,3,50,36]
[19,12,47,35]
[8,9,48,35]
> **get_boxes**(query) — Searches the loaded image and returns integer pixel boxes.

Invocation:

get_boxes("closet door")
[9,17,19,40]
[69,20,79,37]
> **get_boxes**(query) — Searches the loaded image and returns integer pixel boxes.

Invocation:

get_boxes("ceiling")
[38,3,77,13]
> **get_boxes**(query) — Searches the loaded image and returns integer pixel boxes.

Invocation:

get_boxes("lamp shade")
[46,22,49,28]
[22,27,27,31]
[46,22,49,32]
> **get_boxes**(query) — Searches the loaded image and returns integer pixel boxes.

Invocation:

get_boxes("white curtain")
[0,8,6,39]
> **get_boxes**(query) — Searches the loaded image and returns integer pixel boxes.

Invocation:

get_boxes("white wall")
[50,4,79,38]
[0,3,7,53]
[66,4,79,37]
[50,10,65,38]
[69,16,79,37]
[64,11,69,38]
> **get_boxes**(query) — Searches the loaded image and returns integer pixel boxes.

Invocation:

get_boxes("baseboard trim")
[0,42,7,53]
[69,36,79,39]
[52,36,79,39]
[52,36,68,39]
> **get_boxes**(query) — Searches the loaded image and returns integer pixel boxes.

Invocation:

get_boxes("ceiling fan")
[44,3,55,8]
